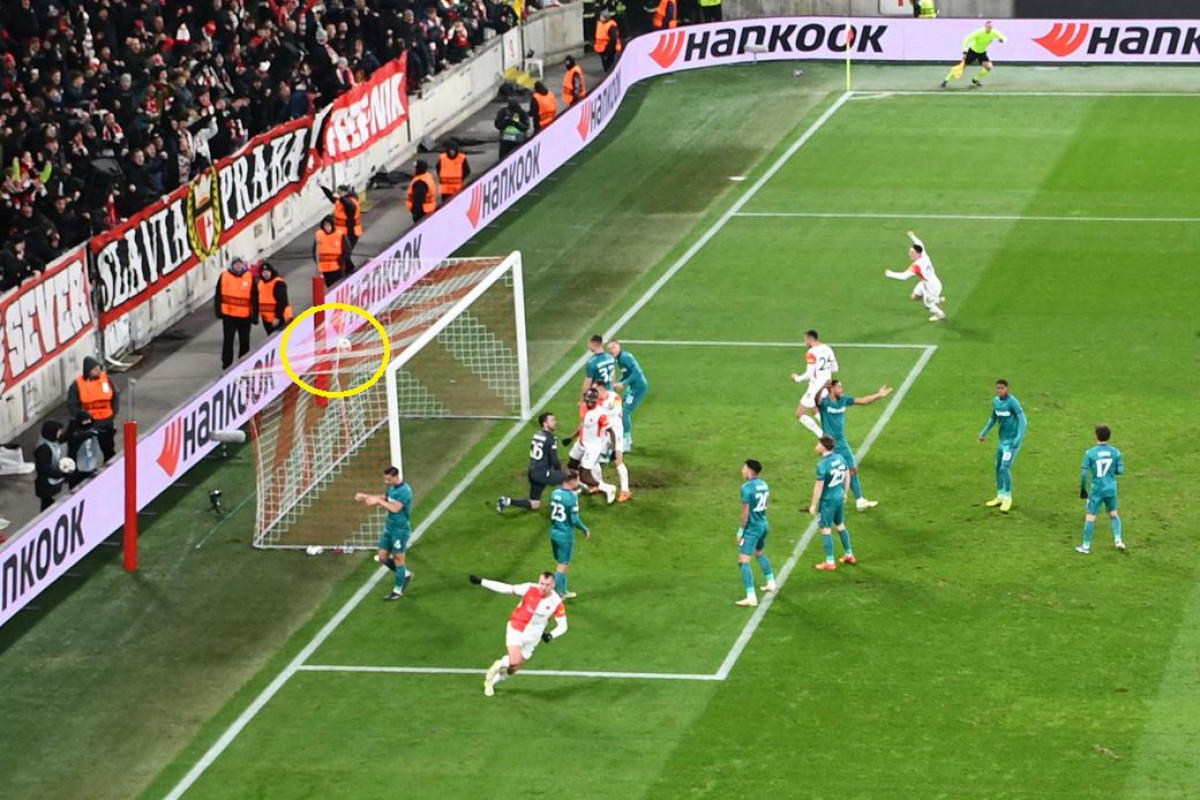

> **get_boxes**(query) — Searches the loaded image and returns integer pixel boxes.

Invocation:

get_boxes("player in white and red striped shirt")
[566,388,617,504]
[885,230,946,322]
[471,571,568,696]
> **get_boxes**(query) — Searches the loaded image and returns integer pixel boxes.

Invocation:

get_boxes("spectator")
[67,356,120,463]
[34,419,69,511]
[1,238,32,292]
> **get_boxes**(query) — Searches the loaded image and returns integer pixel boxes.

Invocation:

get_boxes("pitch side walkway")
[0,54,602,542]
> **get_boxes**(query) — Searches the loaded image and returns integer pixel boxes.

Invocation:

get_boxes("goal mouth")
[251,254,531,549]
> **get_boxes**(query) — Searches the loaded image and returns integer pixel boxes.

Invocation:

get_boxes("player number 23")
[550,502,567,522]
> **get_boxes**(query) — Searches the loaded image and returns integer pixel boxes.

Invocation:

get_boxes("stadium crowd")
[0,0,527,294]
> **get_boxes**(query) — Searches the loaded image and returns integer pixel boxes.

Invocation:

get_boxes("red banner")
[0,245,93,394]
[321,54,409,164]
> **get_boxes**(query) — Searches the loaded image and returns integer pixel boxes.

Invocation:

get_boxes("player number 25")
[550,502,567,522]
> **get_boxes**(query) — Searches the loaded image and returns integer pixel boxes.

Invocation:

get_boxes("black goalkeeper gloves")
[1080,487,1088,499]
[469,574,482,584]
[541,632,554,643]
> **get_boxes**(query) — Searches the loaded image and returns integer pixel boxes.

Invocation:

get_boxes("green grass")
[6,65,1200,800]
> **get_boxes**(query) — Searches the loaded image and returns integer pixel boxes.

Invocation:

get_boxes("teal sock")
[1112,516,1123,542]
[740,562,754,595]
[822,533,835,563]
[850,473,863,501]
[554,571,567,595]
[838,528,853,556]
[394,566,406,592]
[1082,520,1095,548]
[756,554,774,583]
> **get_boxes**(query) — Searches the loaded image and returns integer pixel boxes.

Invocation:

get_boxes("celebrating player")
[809,436,856,571]
[607,339,649,452]
[581,334,617,396]
[595,384,631,502]
[819,380,893,511]
[885,231,946,322]
[566,388,617,503]
[355,466,414,601]
[471,571,568,697]
[548,470,591,598]
[497,413,564,513]
[941,20,1007,89]
[735,459,776,608]
[1077,425,1126,554]
[978,379,1027,513]
[791,330,838,439]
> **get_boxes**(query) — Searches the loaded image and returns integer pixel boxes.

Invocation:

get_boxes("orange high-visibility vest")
[593,19,622,53]
[562,64,586,106]
[258,276,292,324]
[331,195,363,237]
[438,153,466,198]
[219,269,255,318]
[653,0,677,29]
[75,373,115,421]
[315,228,344,273]
[533,91,557,129]
[406,173,437,213]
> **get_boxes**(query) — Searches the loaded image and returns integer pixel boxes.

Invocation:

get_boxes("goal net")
[251,253,530,549]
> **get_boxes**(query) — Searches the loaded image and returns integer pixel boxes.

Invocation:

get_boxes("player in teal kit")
[608,339,648,451]
[809,437,855,571]
[355,465,414,601]
[581,334,617,396]
[978,379,1027,513]
[549,470,591,599]
[1077,425,1126,555]
[735,459,776,608]
[819,380,892,511]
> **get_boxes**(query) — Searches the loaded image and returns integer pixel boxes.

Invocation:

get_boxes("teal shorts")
[378,528,410,554]
[551,535,574,564]
[818,499,845,529]
[1086,493,1118,515]
[738,527,768,556]
[834,443,856,470]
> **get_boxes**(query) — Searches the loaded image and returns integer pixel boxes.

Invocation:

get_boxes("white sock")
[616,463,629,492]
[799,414,823,437]
[929,304,945,318]
[590,466,613,492]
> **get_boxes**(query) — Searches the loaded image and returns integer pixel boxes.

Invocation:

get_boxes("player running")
[819,380,893,511]
[791,330,838,439]
[471,571,568,697]
[941,20,1007,89]
[581,334,617,396]
[978,378,1027,513]
[809,436,856,571]
[548,471,591,598]
[566,388,617,503]
[735,459,776,608]
[355,466,414,601]
[607,339,648,452]
[497,412,564,513]
[596,383,631,502]
[885,231,946,322]
[1077,425,1126,555]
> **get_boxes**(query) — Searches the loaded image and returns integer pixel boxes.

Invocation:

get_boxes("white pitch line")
[299,665,720,681]
[874,90,1200,98]
[733,211,1200,224]
[714,344,937,681]
[160,91,855,800]
[622,339,932,350]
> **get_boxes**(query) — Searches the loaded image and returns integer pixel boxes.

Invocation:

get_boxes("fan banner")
[320,53,409,165]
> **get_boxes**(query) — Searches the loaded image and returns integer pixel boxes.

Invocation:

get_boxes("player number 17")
[1095,457,1113,477]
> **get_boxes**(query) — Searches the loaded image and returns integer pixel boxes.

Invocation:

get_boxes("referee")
[942,21,1007,89]
[497,413,565,512]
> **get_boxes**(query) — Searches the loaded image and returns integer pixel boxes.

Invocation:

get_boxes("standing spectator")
[313,215,347,287]
[322,184,361,269]
[406,159,437,223]
[67,356,120,463]
[214,257,259,369]
[530,82,557,133]
[593,11,622,75]
[494,100,530,158]
[65,411,103,489]
[562,56,586,107]
[1,238,32,292]
[257,262,293,335]
[437,141,470,200]
[34,420,70,511]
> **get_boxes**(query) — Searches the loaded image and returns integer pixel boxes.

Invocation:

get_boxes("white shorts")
[569,440,603,469]
[801,373,833,408]
[608,423,626,454]
[505,622,542,659]
[913,280,943,309]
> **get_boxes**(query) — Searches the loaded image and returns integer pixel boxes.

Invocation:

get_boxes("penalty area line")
[732,211,1200,224]
[299,665,721,681]
[714,344,937,681]
[622,339,933,350]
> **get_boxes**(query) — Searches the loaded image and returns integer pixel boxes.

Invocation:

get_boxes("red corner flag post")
[313,275,330,408]
[123,419,138,571]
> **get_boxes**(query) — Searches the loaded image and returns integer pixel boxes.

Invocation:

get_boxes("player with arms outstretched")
[607,339,648,452]
[791,330,838,438]
[819,380,892,511]
[1077,425,1126,555]
[497,412,564,513]
[885,231,945,322]
[566,388,617,503]
[581,334,617,396]
[735,459,776,608]
[596,383,631,501]
[978,378,1027,513]
[355,466,414,601]
[548,471,591,598]
[471,571,567,696]
[809,436,856,571]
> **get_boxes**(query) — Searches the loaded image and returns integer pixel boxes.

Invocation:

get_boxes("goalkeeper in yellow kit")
[941,21,1007,89]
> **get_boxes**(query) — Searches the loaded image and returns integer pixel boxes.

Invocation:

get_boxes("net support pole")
[123,419,138,572]
[510,251,532,420]
[313,275,329,408]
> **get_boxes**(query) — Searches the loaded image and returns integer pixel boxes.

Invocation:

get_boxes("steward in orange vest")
[314,215,347,288]
[322,184,362,271]
[258,262,293,335]
[407,159,437,223]
[66,355,120,462]
[437,142,471,199]
[561,56,586,107]
[593,11,622,74]
[214,257,259,369]
[653,0,678,29]
[530,82,558,132]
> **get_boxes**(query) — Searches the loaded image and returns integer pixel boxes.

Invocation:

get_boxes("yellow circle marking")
[280,302,390,399]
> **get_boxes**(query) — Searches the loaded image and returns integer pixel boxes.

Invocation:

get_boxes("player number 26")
[753,491,769,512]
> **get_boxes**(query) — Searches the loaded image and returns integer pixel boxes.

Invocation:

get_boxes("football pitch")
[6,65,1200,800]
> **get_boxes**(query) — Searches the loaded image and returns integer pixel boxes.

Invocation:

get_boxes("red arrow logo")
[1034,22,1090,57]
